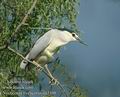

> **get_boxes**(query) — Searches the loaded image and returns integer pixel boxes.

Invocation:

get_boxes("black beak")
[74,33,88,46]
[77,37,88,46]
[79,40,88,46]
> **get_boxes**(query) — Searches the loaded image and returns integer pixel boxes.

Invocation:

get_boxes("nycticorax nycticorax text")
[20,29,87,84]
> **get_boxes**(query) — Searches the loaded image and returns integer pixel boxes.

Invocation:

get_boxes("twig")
[0,0,38,49]
[58,84,69,97]
[7,46,68,97]
[10,0,38,40]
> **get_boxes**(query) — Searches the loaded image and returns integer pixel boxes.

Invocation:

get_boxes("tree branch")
[10,0,38,40]
[0,0,38,49]
[7,46,68,97]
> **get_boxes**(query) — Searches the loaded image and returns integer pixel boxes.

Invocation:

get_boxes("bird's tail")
[20,54,29,69]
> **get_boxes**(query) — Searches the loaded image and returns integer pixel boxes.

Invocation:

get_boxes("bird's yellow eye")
[72,33,76,37]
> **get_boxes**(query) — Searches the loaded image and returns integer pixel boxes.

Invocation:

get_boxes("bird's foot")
[35,66,44,76]
[49,77,59,85]
[36,66,44,72]
[33,61,44,71]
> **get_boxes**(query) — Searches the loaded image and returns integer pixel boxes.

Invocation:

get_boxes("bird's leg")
[44,64,59,85]
[33,61,44,72]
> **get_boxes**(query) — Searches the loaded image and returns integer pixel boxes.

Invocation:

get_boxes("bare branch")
[10,0,38,39]
[0,0,38,49]
[7,46,68,97]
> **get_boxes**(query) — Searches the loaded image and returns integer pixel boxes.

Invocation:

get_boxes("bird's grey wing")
[28,33,52,60]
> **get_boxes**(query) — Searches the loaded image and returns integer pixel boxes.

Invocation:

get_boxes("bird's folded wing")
[28,33,52,60]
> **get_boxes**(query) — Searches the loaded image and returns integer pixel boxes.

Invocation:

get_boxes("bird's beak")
[76,37,88,46]
[79,39,88,46]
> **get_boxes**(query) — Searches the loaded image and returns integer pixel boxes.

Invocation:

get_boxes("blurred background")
[59,0,120,97]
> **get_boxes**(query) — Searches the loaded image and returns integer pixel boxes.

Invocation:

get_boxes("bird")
[20,28,87,84]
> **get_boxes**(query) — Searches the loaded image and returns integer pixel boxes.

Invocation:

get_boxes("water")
[60,0,120,97]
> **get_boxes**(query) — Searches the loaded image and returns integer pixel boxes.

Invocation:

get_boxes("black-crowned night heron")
[20,28,87,84]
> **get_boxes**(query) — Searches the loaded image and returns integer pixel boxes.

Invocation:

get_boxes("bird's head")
[55,28,87,46]
[63,30,88,46]
[70,32,88,46]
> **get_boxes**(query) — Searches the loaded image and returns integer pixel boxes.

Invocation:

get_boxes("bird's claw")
[49,77,59,85]
[36,66,44,71]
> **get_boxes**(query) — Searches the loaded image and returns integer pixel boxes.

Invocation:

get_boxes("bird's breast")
[35,50,53,65]
[35,40,63,65]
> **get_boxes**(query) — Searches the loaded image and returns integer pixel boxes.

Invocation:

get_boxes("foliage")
[0,0,87,97]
